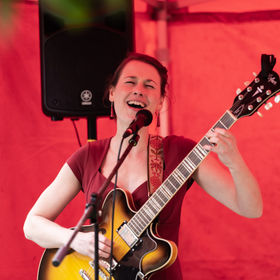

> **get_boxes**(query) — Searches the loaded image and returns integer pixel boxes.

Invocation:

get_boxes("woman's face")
[109,60,163,125]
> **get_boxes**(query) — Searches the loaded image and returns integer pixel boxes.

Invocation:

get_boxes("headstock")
[230,54,280,119]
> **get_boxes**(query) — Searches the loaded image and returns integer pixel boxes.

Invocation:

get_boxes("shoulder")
[68,138,110,161]
[66,138,111,179]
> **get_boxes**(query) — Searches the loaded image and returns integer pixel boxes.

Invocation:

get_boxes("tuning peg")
[275,95,280,104]
[244,81,250,86]
[252,72,257,77]
[236,88,241,95]
[257,111,263,117]
[264,102,273,110]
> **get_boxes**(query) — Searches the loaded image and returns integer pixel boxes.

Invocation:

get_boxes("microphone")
[123,109,153,138]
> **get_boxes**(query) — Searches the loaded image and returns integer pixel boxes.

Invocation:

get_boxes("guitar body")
[38,189,177,280]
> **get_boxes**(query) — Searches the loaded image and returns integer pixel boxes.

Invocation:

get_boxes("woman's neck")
[111,126,149,156]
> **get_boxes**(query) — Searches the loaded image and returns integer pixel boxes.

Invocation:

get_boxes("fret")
[154,193,165,206]
[193,148,204,160]
[169,174,181,189]
[161,184,173,197]
[132,217,143,233]
[128,217,145,234]
[220,110,236,128]
[212,111,236,131]
[181,160,193,174]
[140,209,152,224]
[197,143,208,156]
[144,202,157,216]
[164,180,177,194]
[200,136,211,147]
[150,197,161,210]
[147,200,158,216]
[215,120,227,129]
[138,210,149,224]
[173,169,185,184]
[189,151,201,166]
[177,164,189,179]
[127,223,136,234]
[129,218,142,234]
[185,157,196,170]
[135,214,147,229]
[157,189,170,201]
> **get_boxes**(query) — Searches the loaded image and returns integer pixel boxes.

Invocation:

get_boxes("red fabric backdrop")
[0,1,280,279]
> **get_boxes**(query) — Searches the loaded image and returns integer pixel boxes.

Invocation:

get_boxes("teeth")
[127,100,146,108]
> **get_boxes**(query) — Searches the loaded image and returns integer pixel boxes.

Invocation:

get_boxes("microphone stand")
[52,133,140,280]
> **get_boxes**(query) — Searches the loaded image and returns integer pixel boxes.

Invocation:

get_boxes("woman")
[23,53,263,279]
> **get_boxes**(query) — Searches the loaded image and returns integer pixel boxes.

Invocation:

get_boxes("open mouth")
[127,100,146,109]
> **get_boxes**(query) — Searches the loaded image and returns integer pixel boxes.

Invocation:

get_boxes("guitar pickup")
[117,222,138,248]
[90,258,118,272]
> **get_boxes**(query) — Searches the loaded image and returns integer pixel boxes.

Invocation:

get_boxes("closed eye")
[145,84,155,89]
[125,81,135,85]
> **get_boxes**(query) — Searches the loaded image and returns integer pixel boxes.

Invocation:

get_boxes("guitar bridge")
[117,222,138,248]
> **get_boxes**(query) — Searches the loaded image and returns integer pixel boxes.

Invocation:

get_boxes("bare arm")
[193,128,263,218]
[23,163,111,258]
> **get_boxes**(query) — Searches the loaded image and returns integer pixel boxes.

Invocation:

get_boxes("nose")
[133,91,143,97]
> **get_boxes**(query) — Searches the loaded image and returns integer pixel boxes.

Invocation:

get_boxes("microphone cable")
[70,118,82,147]
[109,136,125,280]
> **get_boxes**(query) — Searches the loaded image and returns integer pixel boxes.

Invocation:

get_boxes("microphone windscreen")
[136,109,153,126]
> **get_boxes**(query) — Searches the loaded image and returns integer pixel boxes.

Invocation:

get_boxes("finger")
[207,135,224,148]
[203,144,213,151]
[99,233,112,247]
[89,244,111,259]
[99,248,110,258]
[213,128,232,139]
[99,239,111,258]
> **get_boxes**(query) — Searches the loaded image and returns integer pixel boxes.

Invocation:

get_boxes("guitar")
[38,55,280,280]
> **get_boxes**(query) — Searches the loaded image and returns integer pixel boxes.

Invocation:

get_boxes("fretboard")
[127,110,237,237]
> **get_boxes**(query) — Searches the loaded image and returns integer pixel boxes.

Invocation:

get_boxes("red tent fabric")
[0,1,280,279]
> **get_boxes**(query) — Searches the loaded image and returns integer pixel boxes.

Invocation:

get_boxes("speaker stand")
[87,116,97,140]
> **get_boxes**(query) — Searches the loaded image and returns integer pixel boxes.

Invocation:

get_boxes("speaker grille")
[39,1,134,119]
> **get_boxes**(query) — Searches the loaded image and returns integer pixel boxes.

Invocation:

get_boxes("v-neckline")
[97,137,148,195]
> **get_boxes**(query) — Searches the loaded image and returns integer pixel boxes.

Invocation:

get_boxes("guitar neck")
[127,110,237,237]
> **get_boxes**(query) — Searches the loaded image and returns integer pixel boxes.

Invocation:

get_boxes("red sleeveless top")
[67,135,196,279]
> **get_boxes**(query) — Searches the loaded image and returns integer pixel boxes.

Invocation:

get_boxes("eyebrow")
[124,76,158,85]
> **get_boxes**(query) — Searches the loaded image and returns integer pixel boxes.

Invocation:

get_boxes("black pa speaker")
[39,0,134,120]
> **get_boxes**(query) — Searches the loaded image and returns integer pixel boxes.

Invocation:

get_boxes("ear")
[156,96,164,112]
[109,86,115,102]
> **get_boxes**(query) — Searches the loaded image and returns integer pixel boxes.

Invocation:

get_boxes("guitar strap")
[147,135,164,196]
